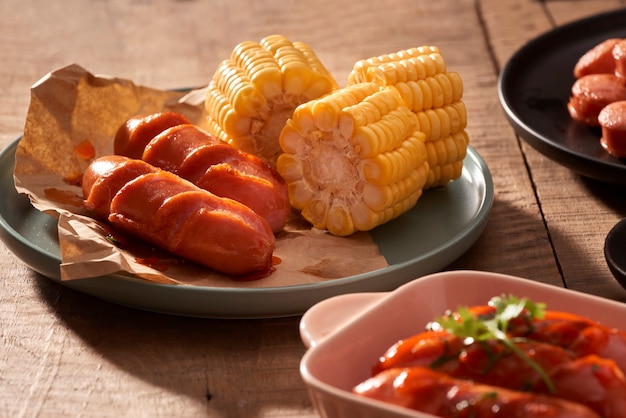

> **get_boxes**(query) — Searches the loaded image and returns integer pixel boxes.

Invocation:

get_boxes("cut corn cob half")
[277,82,429,237]
[348,46,469,189]
[205,34,339,167]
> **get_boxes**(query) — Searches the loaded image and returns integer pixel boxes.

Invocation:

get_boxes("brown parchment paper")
[13,64,389,288]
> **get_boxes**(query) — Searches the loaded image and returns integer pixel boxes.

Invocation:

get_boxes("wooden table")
[2,1,626,416]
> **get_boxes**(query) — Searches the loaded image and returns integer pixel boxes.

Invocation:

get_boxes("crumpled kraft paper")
[13,64,389,288]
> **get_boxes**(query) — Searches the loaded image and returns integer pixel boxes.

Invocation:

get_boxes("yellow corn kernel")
[277,82,429,236]
[205,34,338,166]
[394,72,464,112]
[424,130,469,188]
[414,102,467,141]
[348,46,470,189]
[348,46,445,85]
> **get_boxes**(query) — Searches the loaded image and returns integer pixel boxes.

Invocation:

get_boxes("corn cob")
[348,46,469,188]
[277,82,429,237]
[205,34,339,167]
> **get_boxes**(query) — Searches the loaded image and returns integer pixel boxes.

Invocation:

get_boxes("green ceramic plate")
[0,138,493,318]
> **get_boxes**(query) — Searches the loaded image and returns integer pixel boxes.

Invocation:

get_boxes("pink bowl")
[299,270,626,417]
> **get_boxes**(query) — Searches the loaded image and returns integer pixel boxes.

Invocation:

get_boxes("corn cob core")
[348,46,469,188]
[205,35,339,167]
[277,82,429,237]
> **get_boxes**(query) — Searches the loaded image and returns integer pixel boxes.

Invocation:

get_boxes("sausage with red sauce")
[83,155,275,276]
[354,366,601,418]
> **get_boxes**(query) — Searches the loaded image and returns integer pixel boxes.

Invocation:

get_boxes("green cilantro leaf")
[430,294,554,393]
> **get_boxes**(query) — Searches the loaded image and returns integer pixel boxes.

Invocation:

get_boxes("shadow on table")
[448,196,562,283]
[449,191,626,302]
[34,276,313,417]
[580,176,626,217]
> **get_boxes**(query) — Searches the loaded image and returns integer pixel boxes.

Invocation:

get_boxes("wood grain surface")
[2,0,626,417]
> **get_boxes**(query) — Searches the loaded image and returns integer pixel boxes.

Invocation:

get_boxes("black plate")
[498,8,626,184]
[605,218,626,290]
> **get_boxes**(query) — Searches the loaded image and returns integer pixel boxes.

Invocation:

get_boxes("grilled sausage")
[567,74,626,126]
[83,155,275,276]
[373,331,574,391]
[82,155,158,219]
[372,308,626,416]
[114,113,290,233]
[574,38,621,78]
[354,366,601,418]
[532,355,626,418]
[612,39,626,80]
[113,112,190,159]
[493,309,626,376]
[598,100,626,158]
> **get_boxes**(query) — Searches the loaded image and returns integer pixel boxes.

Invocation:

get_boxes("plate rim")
[0,137,494,317]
